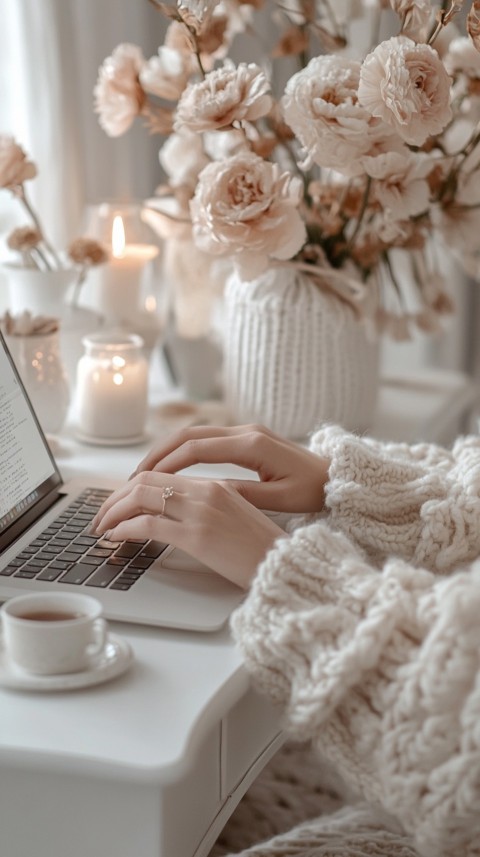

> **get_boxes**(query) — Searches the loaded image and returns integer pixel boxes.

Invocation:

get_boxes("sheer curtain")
[0,0,476,378]
[0,0,163,244]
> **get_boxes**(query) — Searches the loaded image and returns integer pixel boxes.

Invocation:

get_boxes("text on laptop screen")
[0,333,60,531]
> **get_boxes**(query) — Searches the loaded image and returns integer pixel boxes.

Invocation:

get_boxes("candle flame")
[112,215,126,258]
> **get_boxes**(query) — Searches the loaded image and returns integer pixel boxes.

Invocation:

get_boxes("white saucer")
[75,431,148,447]
[0,634,133,692]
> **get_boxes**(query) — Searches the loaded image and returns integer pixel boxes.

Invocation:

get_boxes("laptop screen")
[0,331,61,537]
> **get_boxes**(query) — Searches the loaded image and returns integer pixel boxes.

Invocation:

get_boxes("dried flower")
[190,152,306,278]
[1,137,110,297]
[94,0,480,338]
[174,62,273,133]
[0,136,37,189]
[390,0,432,40]
[67,238,109,306]
[67,238,109,267]
[94,44,146,137]
[358,37,452,146]
[140,47,190,101]
[282,56,396,175]
[7,226,42,251]
[2,310,59,336]
[467,0,480,50]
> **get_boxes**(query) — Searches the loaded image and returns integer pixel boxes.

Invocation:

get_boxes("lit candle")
[94,215,159,324]
[75,333,149,443]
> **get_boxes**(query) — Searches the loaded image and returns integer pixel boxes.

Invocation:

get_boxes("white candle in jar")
[95,216,159,322]
[75,333,148,443]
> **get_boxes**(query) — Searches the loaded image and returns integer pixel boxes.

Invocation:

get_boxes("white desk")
[0,363,477,857]
[0,426,284,857]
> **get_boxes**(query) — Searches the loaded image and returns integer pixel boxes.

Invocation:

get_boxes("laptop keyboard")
[1,488,168,591]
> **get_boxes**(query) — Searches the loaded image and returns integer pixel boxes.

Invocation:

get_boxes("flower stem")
[17,186,61,269]
[346,176,372,250]
[70,267,86,307]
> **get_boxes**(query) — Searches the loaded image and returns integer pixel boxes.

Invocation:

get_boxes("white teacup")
[0,593,107,675]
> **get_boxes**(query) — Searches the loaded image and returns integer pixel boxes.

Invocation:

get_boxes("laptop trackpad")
[159,547,214,573]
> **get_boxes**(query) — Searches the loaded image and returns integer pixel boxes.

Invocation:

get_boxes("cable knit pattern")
[309,426,480,573]
[230,518,480,856]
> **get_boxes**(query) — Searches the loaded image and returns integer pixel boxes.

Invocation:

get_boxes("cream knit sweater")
[230,426,480,857]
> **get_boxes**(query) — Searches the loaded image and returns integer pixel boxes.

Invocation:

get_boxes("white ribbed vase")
[223,266,379,439]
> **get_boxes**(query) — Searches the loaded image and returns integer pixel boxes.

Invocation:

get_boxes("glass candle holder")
[75,332,148,445]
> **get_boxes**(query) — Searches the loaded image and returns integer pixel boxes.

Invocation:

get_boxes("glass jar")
[6,330,70,436]
[75,333,148,445]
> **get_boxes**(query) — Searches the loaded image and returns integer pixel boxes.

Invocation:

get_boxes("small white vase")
[223,266,379,439]
[2,264,104,388]
[3,264,76,316]
[6,331,70,435]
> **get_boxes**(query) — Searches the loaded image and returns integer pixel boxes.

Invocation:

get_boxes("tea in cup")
[0,592,107,675]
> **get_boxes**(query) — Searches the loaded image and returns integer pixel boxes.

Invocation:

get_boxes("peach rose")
[282,55,396,176]
[159,132,209,188]
[190,152,306,279]
[174,62,272,133]
[363,151,431,219]
[140,47,190,101]
[0,136,37,189]
[94,44,145,137]
[358,36,452,146]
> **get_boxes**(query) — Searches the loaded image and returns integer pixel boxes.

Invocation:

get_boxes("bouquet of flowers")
[0,135,108,302]
[94,0,480,338]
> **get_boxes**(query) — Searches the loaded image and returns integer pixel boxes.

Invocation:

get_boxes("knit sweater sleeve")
[309,426,480,573]
[231,524,480,857]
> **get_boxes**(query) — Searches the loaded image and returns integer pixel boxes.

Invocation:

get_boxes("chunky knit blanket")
[210,742,417,856]
[220,428,480,857]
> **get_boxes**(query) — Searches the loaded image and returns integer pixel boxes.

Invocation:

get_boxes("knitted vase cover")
[223,267,379,439]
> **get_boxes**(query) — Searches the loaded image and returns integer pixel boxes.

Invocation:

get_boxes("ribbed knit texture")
[222,268,379,439]
[227,429,480,857]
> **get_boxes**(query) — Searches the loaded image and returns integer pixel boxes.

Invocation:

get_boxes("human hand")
[91,472,285,589]
[130,424,330,514]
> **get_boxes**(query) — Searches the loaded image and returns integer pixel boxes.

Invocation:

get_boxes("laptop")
[0,330,258,631]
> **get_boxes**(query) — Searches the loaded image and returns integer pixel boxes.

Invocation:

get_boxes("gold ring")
[160,486,174,516]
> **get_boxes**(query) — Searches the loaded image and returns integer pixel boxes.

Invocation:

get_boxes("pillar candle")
[93,215,159,323]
